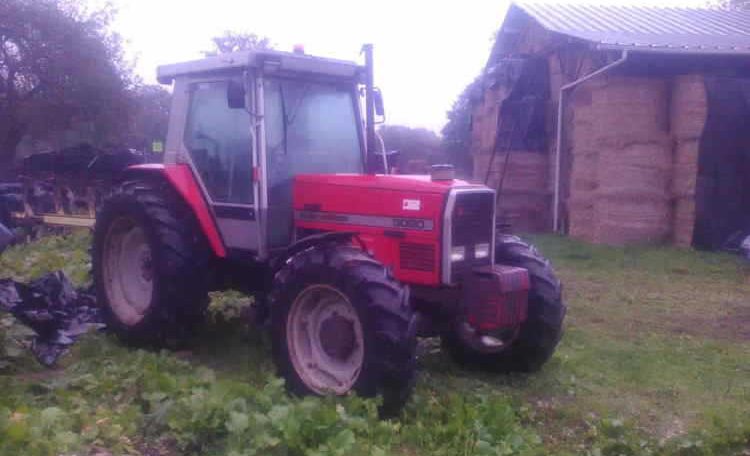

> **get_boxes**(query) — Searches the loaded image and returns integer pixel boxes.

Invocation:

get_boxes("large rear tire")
[270,242,417,418]
[92,178,210,346]
[442,235,565,372]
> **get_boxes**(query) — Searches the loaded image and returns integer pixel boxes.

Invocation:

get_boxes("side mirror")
[227,80,246,109]
[373,88,385,119]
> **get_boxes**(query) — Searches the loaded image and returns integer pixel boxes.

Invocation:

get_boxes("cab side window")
[183,81,254,204]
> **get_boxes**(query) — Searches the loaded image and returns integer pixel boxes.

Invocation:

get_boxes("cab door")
[180,78,260,254]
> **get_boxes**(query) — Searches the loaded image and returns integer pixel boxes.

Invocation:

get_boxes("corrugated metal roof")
[514,1,750,54]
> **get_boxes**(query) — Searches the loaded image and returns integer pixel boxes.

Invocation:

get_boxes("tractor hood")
[295,174,485,195]
[293,174,491,221]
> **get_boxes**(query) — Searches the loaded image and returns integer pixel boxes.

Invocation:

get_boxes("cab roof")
[157,49,363,85]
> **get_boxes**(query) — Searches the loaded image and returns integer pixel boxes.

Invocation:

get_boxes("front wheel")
[442,235,566,372]
[270,242,417,417]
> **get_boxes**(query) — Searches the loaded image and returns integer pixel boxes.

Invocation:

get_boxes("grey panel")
[295,210,434,231]
[217,218,259,251]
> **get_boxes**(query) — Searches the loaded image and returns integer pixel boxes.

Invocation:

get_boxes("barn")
[471,2,750,249]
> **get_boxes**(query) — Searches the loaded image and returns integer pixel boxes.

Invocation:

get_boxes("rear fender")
[123,164,226,258]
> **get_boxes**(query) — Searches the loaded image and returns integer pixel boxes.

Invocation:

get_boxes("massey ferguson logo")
[393,218,426,230]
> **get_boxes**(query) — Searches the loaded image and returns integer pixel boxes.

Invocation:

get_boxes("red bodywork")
[294,174,484,286]
[126,163,227,258]
[464,266,529,331]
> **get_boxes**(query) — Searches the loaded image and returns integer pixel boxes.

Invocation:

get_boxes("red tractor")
[92,45,565,416]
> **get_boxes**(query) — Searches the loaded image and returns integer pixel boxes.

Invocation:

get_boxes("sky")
[92,0,708,133]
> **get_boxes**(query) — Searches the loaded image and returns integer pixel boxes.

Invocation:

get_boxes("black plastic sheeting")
[694,77,750,251]
[0,272,104,366]
[22,143,153,180]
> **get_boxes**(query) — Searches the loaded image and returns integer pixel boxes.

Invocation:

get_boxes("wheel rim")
[286,284,364,395]
[102,217,154,326]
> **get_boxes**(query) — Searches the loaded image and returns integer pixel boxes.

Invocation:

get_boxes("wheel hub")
[319,313,357,360]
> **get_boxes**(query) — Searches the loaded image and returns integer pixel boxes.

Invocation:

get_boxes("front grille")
[400,242,436,272]
[450,191,495,280]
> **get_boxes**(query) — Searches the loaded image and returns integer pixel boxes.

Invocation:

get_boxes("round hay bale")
[671,75,707,141]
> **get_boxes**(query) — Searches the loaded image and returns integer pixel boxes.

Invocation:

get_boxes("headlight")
[475,243,490,259]
[450,246,465,262]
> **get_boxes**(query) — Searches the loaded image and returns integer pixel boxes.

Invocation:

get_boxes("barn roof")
[512,2,750,55]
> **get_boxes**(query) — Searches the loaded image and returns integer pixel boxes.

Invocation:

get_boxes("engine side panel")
[293,177,446,285]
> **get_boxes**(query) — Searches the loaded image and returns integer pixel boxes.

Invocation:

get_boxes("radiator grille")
[451,191,495,279]
[400,242,436,272]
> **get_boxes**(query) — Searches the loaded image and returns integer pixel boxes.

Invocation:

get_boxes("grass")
[1,230,749,455]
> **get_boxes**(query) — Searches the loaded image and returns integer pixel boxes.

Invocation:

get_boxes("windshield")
[264,78,363,185]
[263,78,363,247]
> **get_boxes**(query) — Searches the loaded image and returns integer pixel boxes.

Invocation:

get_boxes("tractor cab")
[156,48,371,256]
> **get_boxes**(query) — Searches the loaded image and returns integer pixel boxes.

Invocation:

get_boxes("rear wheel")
[270,242,417,417]
[92,178,210,346]
[442,235,565,372]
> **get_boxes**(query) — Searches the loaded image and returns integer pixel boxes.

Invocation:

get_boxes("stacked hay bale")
[670,75,706,247]
[477,152,550,231]
[471,78,551,232]
[568,75,672,245]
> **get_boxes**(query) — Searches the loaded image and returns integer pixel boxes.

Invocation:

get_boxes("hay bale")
[568,196,595,242]
[597,141,671,195]
[497,190,550,232]
[671,75,707,141]
[589,141,672,245]
[478,152,549,192]
[673,196,695,247]
[570,76,669,151]
[570,150,598,195]
[672,140,699,198]
[594,192,671,245]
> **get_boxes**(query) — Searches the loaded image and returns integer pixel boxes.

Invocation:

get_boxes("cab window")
[183,80,254,204]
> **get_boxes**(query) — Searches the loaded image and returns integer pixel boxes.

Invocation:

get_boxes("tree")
[206,31,274,56]
[0,0,132,169]
[378,125,443,174]
[441,76,483,178]
[125,84,171,152]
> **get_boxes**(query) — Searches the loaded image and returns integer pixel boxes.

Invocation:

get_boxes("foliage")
[0,229,90,285]
[441,75,483,178]
[2,234,750,455]
[207,31,274,56]
[0,0,132,167]
[125,84,172,152]
[378,125,443,174]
